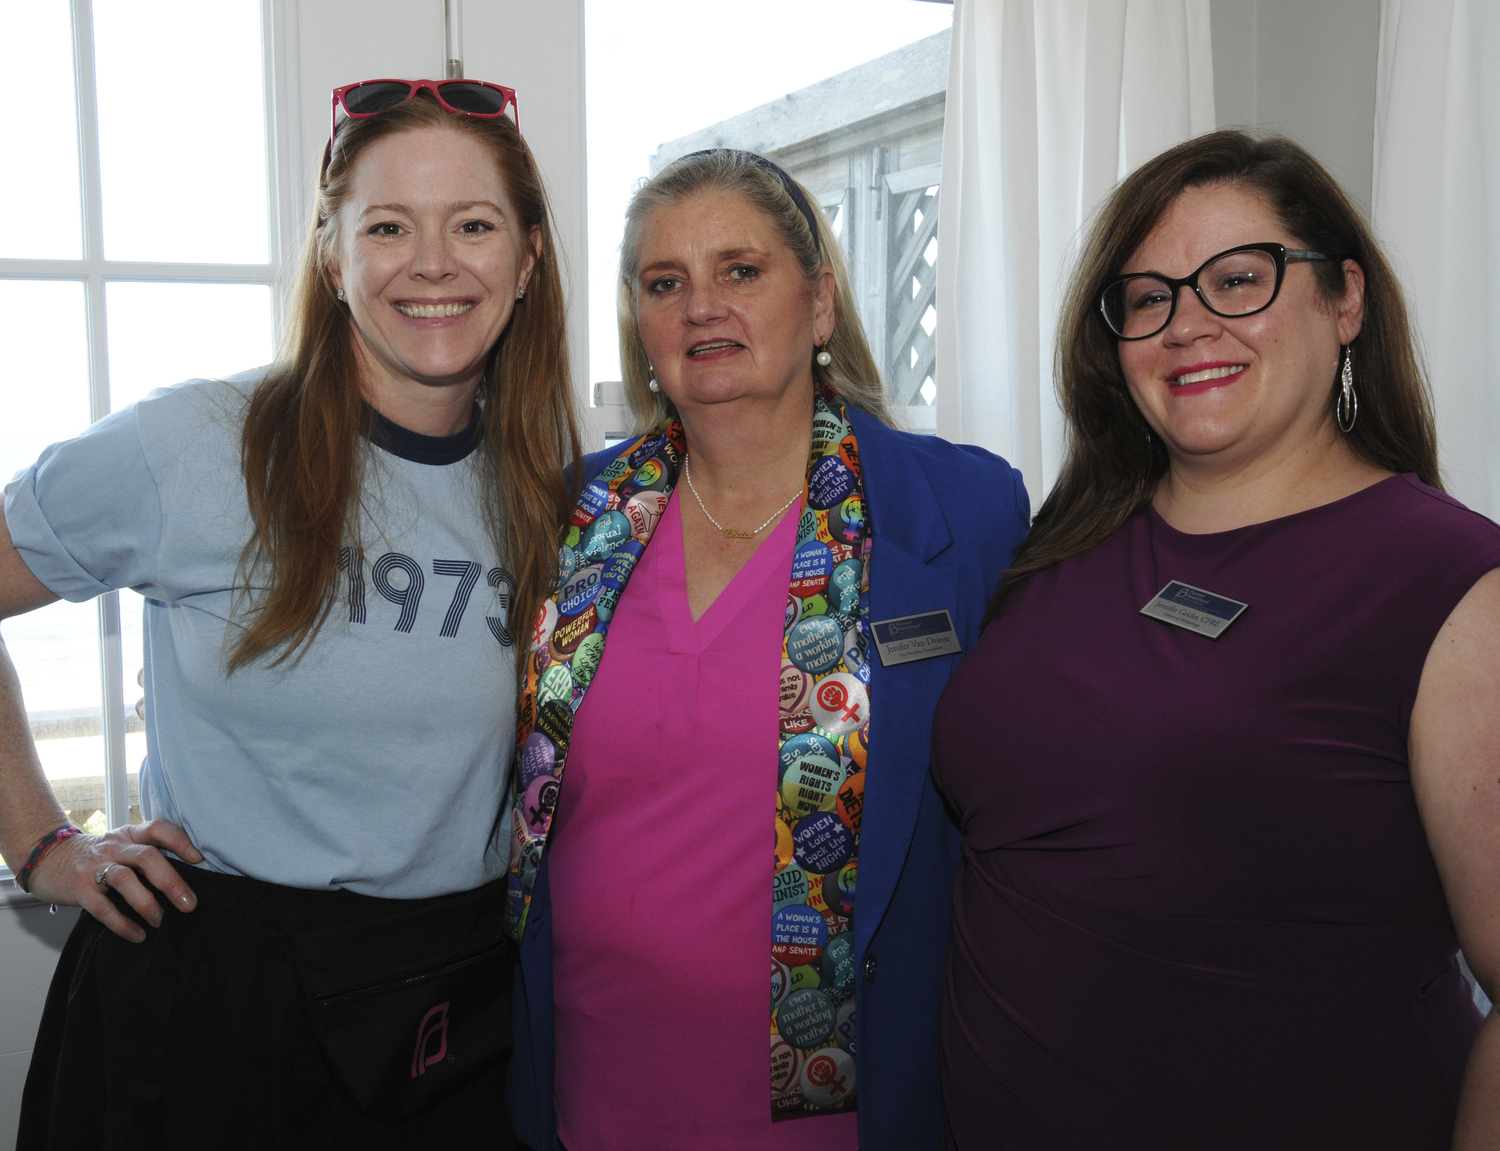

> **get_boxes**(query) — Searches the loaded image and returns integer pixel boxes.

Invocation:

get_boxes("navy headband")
[679,149,822,253]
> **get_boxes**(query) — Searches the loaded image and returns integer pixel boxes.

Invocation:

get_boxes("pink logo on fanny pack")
[411,1001,450,1078]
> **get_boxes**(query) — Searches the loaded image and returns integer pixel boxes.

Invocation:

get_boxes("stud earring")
[1336,345,1358,433]
[816,348,833,367]
[336,287,346,302]
[517,285,526,300]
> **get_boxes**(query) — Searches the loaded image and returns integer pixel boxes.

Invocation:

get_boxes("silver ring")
[94,863,117,887]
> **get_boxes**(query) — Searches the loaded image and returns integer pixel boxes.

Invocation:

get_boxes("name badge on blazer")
[871,610,962,666]
[1139,580,1248,639]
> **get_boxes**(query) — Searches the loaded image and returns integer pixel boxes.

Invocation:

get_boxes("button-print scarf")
[506,393,871,1120]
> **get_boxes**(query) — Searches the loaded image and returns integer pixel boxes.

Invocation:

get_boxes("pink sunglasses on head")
[330,78,519,146]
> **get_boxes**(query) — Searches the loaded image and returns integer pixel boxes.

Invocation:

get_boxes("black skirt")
[18,862,517,1151]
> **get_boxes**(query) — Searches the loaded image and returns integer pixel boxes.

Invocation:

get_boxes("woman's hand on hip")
[26,819,203,943]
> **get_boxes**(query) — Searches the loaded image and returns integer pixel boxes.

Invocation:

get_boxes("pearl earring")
[815,349,832,367]
[648,378,661,393]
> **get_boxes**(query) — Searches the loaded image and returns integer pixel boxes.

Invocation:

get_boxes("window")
[0,0,278,868]
[584,0,954,443]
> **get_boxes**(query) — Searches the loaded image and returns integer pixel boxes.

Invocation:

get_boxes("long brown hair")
[986,130,1439,625]
[615,149,894,430]
[230,93,580,671]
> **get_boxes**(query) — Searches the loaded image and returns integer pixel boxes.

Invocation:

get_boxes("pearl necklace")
[683,454,803,540]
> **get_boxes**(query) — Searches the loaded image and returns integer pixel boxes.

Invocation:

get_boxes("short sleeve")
[3,404,165,601]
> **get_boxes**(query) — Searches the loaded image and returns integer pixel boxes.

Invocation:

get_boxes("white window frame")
[0,0,284,872]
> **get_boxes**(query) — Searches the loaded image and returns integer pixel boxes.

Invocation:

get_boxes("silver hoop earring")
[1336,345,1358,433]
[815,349,833,367]
[336,287,346,302]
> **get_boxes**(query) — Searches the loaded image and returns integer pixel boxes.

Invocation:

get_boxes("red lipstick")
[1167,360,1247,397]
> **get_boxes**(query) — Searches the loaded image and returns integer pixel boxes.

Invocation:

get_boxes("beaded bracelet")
[14,824,81,894]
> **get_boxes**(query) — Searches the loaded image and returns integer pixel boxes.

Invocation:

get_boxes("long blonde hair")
[231,93,580,671]
[615,149,894,431]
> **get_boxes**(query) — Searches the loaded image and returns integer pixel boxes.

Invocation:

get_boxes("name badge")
[871,609,962,666]
[1139,580,1248,639]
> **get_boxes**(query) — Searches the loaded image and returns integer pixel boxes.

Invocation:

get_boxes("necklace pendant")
[684,452,801,542]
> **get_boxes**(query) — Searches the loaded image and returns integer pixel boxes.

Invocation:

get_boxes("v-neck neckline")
[657,489,800,655]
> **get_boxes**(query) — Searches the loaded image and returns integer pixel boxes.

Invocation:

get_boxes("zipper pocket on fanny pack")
[310,940,511,1010]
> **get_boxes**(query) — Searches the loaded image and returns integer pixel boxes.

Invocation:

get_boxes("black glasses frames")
[1098,242,1331,341]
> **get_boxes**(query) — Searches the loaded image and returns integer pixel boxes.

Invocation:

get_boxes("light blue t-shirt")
[4,374,518,898]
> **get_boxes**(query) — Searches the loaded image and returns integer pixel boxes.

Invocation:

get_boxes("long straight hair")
[615,149,894,431]
[230,94,580,672]
[985,130,1439,625]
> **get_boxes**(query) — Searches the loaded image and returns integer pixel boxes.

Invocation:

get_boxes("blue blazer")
[508,407,1029,1150]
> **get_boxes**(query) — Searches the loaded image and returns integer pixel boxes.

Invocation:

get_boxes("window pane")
[0,0,83,258]
[106,281,275,410]
[0,281,102,859]
[93,0,269,263]
[105,280,275,824]
[585,0,951,435]
[0,282,91,478]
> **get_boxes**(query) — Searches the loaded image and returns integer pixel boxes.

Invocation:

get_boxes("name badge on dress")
[871,609,962,666]
[1139,580,1248,639]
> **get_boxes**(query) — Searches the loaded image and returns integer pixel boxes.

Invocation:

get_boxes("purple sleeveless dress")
[931,475,1500,1150]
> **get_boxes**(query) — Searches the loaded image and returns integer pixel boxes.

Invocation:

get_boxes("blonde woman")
[505,150,1029,1151]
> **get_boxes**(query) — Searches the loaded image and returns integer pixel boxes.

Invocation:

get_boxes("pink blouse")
[547,489,859,1150]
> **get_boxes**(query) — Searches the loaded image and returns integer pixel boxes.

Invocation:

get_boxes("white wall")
[1210,0,1382,212]
[0,897,78,1148]
[0,3,588,1146]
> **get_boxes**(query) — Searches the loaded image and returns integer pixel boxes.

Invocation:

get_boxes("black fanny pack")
[293,882,513,1124]
[144,867,513,1128]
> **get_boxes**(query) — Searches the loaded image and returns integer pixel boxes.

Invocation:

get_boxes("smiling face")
[632,188,834,420]
[327,126,538,409]
[1116,182,1364,469]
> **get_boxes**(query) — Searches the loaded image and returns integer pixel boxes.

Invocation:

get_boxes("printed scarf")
[505,393,871,1120]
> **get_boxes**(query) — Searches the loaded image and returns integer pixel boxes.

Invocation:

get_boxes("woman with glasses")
[3,80,573,1148]
[504,149,1028,1151]
[931,130,1500,1149]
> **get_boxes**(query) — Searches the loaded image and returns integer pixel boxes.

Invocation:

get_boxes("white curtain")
[934,0,1215,502]
[1372,0,1500,517]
